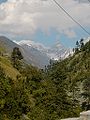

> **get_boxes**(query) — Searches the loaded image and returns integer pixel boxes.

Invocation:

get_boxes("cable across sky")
[88,0,90,3]
[52,0,90,36]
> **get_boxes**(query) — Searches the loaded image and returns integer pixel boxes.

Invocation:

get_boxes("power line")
[52,0,90,36]
[88,0,90,3]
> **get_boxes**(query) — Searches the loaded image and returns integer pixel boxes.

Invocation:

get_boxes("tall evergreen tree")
[11,47,23,69]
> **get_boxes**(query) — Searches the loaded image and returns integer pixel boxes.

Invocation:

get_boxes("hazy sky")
[0,0,90,48]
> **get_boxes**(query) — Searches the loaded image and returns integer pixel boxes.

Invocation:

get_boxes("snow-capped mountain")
[18,40,49,53]
[17,40,71,61]
[0,36,71,68]
[0,36,49,68]
[47,42,71,60]
[16,40,50,68]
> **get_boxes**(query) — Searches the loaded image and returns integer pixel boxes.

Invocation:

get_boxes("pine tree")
[11,47,23,69]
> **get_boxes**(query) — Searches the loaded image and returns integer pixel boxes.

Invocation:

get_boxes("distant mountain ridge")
[0,36,71,68]
[18,40,71,60]
[0,36,19,53]
[20,44,50,68]
[0,36,50,68]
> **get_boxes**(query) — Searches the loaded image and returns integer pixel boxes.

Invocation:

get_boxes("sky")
[0,0,90,48]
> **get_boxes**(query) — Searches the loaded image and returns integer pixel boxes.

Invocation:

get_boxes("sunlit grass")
[0,56,20,80]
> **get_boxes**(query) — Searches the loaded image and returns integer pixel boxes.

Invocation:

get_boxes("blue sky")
[0,0,7,4]
[0,0,90,48]
[32,27,89,48]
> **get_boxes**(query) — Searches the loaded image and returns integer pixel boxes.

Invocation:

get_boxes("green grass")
[0,45,6,52]
[0,56,20,80]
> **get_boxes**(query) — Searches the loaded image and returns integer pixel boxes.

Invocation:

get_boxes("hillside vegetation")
[0,56,20,80]
[0,39,90,120]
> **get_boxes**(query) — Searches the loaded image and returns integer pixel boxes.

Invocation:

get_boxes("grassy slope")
[0,56,20,80]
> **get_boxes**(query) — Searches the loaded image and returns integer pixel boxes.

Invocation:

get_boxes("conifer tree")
[11,47,23,69]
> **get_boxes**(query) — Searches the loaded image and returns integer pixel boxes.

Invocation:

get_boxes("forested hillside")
[0,40,90,120]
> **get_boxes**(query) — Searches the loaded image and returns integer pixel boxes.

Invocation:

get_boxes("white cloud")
[0,0,90,38]
[74,0,89,3]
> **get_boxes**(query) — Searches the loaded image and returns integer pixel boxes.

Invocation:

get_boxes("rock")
[80,110,90,120]
[61,118,79,120]
[61,110,90,120]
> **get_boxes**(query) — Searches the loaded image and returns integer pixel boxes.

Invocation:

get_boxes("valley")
[0,36,90,120]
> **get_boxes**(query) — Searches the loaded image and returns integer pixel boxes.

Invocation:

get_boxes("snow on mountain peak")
[15,40,71,60]
[17,40,49,52]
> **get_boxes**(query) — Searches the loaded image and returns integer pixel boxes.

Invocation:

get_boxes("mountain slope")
[0,56,20,80]
[0,38,90,120]
[18,40,70,60]
[47,40,90,107]
[47,42,71,60]
[21,44,50,68]
[0,36,19,54]
[0,36,50,68]
[0,36,71,68]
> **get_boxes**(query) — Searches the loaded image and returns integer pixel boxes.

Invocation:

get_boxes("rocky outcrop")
[61,118,79,120]
[61,110,90,120]
[80,111,90,120]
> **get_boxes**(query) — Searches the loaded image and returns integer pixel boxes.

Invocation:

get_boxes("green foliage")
[0,56,20,79]
[0,66,31,120]
[46,59,81,118]
[74,39,85,53]
[11,47,23,69]
[11,47,23,60]
[81,77,90,110]
[0,39,90,120]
